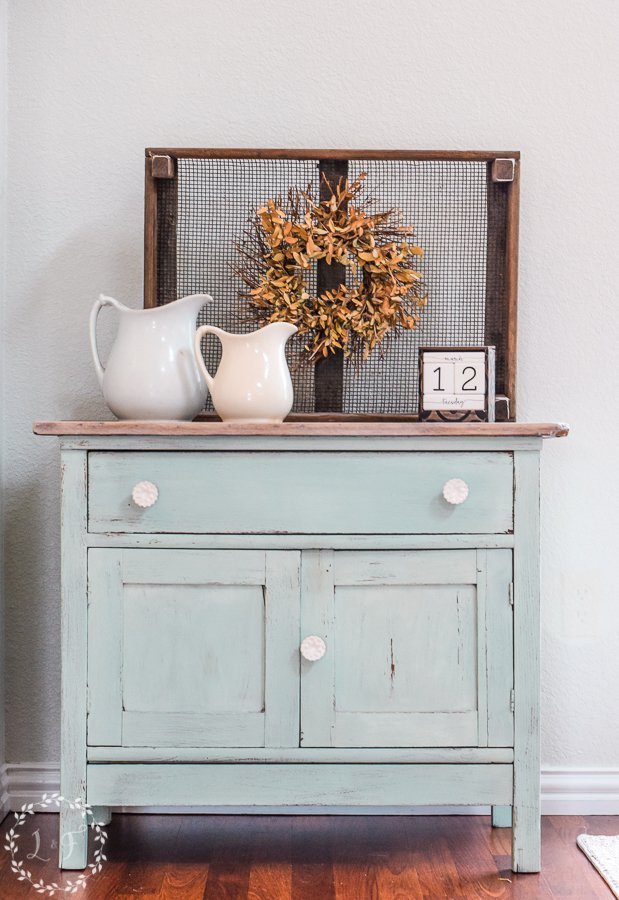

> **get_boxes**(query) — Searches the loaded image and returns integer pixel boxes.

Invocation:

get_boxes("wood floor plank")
[584,815,619,834]
[332,816,391,900]
[290,816,336,900]
[156,816,211,900]
[0,812,116,898]
[447,816,514,898]
[369,818,425,900]
[98,814,167,899]
[1,813,617,898]
[246,817,292,900]
[486,831,553,899]
[428,831,467,898]
[400,816,464,899]
[202,816,252,900]
[483,815,559,899]
[543,816,614,899]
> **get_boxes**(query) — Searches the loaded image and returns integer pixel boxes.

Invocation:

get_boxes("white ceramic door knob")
[300,635,327,661]
[442,478,469,505]
[132,481,159,508]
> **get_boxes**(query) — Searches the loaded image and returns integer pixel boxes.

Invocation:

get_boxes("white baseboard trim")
[4,763,619,817]
[5,763,59,814]
[542,768,619,815]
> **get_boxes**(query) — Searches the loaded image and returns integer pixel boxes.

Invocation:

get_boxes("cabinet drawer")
[88,451,513,534]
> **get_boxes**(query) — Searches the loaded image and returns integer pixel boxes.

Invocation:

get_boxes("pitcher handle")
[89,294,124,388]
[194,325,226,391]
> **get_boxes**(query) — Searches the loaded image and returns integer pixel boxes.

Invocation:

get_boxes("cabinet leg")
[88,805,112,826]
[512,804,541,873]
[491,805,512,828]
[512,450,541,873]
[59,804,88,869]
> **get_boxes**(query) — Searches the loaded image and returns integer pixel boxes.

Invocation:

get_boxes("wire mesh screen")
[152,153,512,416]
[344,159,487,413]
[160,158,319,412]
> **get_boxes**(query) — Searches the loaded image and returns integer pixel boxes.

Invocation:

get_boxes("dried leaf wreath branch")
[235,173,427,360]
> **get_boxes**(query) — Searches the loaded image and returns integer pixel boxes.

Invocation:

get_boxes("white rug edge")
[577,833,619,899]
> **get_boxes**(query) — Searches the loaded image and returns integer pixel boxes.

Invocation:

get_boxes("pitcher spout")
[174,292,213,319]
[262,321,298,339]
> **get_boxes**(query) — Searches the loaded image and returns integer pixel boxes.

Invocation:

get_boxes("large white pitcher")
[194,322,297,423]
[90,293,212,420]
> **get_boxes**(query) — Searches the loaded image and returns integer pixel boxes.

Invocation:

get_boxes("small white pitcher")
[194,322,297,423]
[90,293,212,420]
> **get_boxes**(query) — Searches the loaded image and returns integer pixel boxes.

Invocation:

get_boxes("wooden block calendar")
[419,347,496,422]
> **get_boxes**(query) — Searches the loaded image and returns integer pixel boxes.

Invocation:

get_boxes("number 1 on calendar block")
[424,362,454,395]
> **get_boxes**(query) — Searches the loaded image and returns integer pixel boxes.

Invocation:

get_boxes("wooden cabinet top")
[33,419,569,438]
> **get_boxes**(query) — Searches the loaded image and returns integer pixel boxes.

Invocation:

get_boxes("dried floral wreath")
[236,174,427,360]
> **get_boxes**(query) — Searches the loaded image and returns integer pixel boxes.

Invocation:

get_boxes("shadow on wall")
[10,214,143,419]
[4,474,62,763]
[4,215,142,761]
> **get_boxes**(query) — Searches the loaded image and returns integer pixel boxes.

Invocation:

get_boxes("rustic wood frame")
[144,149,520,419]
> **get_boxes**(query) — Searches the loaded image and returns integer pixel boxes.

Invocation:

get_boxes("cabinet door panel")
[301,549,512,748]
[335,584,478,713]
[88,549,300,749]
[122,584,265,713]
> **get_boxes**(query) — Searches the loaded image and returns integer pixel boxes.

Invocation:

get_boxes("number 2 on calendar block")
[456,363,480,393]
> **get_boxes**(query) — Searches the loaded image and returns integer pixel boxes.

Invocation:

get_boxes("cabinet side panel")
[512,450,541,872]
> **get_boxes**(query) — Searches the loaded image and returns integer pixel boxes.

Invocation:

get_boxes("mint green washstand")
[34,419,568,873]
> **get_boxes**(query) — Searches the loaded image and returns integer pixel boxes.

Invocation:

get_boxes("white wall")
[0,0,8,813]
[3,0,619,778]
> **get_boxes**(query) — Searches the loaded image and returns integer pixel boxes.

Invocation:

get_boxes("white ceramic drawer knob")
[442,478,469,505]
[300,635,326,661]
[132,481,159,509]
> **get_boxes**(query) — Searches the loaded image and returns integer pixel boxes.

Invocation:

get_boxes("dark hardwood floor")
[0,813,615,898]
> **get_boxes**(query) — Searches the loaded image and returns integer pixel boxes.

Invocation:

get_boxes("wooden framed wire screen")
[144,149,519,419]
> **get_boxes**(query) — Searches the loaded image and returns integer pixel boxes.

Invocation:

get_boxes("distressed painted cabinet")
[34,420,568,873]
